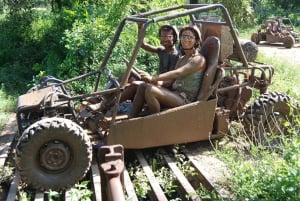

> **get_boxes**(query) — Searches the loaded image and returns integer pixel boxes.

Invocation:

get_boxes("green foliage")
[251,0,300,25]
[0,9,67,94]
[65,181,93,201]
[0,89,15,130]
[0,0,188,95]
[0,88,16,113]
[217,113,300,200]
[45,181,93,201]
[47,189,61,201]
[127,159,150,199]
[270,0,300,11]
[218,0,254,28]
[231,139,299,200]
[256,53,300,100]
[2,0,35,13]
[0,165,13,184]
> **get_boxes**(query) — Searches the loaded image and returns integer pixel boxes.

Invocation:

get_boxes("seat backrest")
[197,36,221,101]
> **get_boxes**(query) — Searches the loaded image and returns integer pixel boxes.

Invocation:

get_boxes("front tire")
[251,33,261,44]
[243,92,293,145]
[15,117,92,191]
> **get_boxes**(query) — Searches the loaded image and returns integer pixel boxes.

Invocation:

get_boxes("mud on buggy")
[15,4,295,192]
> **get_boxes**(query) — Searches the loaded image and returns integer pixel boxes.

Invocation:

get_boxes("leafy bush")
[216,110,300,201]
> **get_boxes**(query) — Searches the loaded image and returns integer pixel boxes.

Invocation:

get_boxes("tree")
[192,0,254,27]
[270,0,300,10]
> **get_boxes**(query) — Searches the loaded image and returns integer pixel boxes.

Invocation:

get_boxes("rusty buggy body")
[15,4,292,193]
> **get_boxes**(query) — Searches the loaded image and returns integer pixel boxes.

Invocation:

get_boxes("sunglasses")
[180,35,195,41]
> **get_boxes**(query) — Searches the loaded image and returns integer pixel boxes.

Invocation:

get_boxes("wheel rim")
[39,140,71,171]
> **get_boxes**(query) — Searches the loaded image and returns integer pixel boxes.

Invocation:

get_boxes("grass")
[258,53,300,100]
[216,37,300,200]
[0,89,16,130]
[216,119,300,200]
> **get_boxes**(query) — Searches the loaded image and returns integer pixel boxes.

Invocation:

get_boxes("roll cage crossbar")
[94,4,248,92]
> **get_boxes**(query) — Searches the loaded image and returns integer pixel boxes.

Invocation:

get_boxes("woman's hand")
[137,69,157,83]
[139,71,152,82]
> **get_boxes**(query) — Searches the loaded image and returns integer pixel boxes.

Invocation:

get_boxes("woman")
[129,25,206,118]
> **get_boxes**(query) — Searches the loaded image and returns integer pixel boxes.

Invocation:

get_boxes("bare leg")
[120,81,144,102]
[129,83,148,118]
[145,85,185,114]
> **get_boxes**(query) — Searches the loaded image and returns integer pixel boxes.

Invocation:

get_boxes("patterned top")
[172,71,203,102]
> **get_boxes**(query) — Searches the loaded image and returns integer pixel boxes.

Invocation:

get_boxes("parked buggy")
[15,4,294,193]
[251,17,299,48]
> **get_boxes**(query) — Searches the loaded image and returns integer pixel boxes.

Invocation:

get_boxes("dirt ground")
[257,42,300,67]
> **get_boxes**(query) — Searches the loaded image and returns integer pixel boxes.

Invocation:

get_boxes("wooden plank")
[123,169,138,201]
[162,153,201,201]
[182,149,217,191]
[34,192,44,201]
[91,162,102,201]
[135,151,168,201]
[6,172,20,201]
[0,116,17,168]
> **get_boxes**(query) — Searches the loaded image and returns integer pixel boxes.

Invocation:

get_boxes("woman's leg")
[145,85,185,114]
[129,83,148,118]
[120,81,144,102]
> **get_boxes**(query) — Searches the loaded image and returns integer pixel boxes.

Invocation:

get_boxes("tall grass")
[257,53,300,101]
[214,49,300,200]
[0,89,16,130]
[215,132,300,200]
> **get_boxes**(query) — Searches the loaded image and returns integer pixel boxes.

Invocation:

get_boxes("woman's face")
[180,30,195,50]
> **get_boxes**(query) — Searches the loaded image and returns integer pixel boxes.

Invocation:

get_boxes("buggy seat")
[197,36,223,101]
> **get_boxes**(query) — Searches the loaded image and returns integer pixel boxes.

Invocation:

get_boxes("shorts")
[178,92,191,104]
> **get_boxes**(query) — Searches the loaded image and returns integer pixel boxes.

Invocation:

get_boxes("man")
[119,24,181,103]
[138,23,181,74]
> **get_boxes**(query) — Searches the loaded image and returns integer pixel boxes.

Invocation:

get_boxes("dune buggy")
[15,4,294,191]
[251,17,299,48]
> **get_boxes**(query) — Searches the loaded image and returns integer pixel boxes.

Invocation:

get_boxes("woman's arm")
[144,54,206,83]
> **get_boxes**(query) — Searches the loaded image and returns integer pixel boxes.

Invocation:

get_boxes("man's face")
[160,30,174,48]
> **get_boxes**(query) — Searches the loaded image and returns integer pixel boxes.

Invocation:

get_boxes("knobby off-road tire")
[251,33,261,44]
[243,92,292,145]
[283,35,295,48]
[15,117,93,191]
[241,41,258,62]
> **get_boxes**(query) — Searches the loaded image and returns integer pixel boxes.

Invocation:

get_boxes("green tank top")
[172,71,203,102]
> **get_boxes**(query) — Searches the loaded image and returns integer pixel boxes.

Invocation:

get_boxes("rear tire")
[243,92,292,146]
[241,41,258,62]
[15,117,92,191]
[283,35,295,48]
